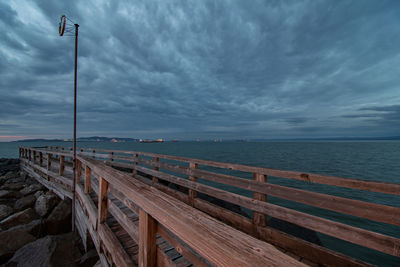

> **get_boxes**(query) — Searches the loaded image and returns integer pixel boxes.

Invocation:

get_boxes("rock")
[34,190,45,199]
[14,195,36,211]
[46,199,72,234]
[20,184,44,196]
[0,204,13,220]
[78,249,99,267]
[3,171,19,180]
[34,193,59,217]
[0,208,39,231]
[0,220,42,264]
[5,233,81,267]
[2,182,25,191]
[0,190,22,199]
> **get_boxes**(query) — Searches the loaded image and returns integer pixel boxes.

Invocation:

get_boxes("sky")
[1,0,400,141]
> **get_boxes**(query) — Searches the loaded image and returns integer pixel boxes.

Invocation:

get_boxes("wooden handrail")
[48,145,400,195]
[21,146,400,266]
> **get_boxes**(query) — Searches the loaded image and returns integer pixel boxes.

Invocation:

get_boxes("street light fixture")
[59,14,79,232]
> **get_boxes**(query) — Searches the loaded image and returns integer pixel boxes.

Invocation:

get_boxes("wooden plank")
[134,164,400,257]
[188,162,198,206]
[20,163,71,199]
[253,173,266,227]
[157,246,177,267]
[98,177,109,225]
[76,159,82,182]
[139,208,157,267]
[47,153,51,170]
[85,166,91,194]
[39,152,43,166]
[78,156,305,266]
[108,198,139,242]
[97,223,135,267]
[158,225,208,267]
[76,183,98,229]
[133,154,138,175]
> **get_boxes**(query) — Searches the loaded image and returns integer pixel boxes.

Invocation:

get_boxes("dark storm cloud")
[1,0,400,140]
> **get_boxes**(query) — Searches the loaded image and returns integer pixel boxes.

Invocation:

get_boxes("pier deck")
[19,146,400,266]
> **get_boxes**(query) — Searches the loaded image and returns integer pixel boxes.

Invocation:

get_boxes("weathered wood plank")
[188,162,198,207]
[139,208,157,267]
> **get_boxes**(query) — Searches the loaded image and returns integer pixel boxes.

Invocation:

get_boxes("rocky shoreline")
[0,158,100,267]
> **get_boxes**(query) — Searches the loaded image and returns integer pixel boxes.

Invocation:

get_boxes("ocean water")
[1,140,400,265]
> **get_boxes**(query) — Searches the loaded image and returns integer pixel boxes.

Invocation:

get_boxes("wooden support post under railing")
[33,150,36,163]
[28,149,32,161]
[98,177,109,226]
[84,166,91,194]
[39,152,43,167]
[139,208,157,267]
[189,162,198,206]
[152,157,159,184]
[133,153,138,176]
[76,159,82,183]
[47,154,51,170]
[59,156,65,176]
[253,173,267,227]
[92,150,96,159]
[110,152,114,162]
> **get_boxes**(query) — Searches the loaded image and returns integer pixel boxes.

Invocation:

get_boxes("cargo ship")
[139,138,164,143]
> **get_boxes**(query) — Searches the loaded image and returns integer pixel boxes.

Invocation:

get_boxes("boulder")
[0,190,22,199]
[0,208,39,231]
[20,184,44,196]
[0,220,42,264]
[35,193,59,217]
[0,204,13,221]
[14,195,36,211]
[2,182,25,191]
[78,249,99,267]
[3,171,20,180]
[5,233,81,267]
[46,199,72,234]
[34,190,45,199]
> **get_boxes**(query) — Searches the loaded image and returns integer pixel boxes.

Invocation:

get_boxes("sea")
[1,140,399,266]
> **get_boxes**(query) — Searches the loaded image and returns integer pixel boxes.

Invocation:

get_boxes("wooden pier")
[18,146,400,266]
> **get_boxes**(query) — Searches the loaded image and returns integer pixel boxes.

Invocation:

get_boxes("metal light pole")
[59,15,79,232]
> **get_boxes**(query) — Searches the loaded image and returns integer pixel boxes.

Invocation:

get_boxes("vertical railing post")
[28,149,32,161]
[152,157,159,184]
[110,152,114,163]
[39,152,43,167]
[33,150,36,163]
[189,162,198,206]
[76,159,82,184]
[47,154,52,170]
[98,177,109,226]
[253,173,267,227]
[84,166,91,194]
[133,153,138,176]
[92,150,96,159]
[59,155,65,176]
[139,208,157,267]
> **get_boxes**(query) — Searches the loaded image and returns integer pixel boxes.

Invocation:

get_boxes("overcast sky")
[1,0,400,141]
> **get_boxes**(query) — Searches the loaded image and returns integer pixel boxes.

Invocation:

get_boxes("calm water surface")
[1,140,399,266]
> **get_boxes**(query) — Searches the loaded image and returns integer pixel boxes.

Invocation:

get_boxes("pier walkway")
[19,146,400,266]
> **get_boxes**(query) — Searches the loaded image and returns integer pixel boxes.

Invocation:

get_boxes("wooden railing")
[19,146,400,266]
[19,146,305,267]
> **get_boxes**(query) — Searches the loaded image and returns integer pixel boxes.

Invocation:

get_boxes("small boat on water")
[139,138,164,143]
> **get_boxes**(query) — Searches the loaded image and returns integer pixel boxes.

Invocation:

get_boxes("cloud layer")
[1,0,400,140]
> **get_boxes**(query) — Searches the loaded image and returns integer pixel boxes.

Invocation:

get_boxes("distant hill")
[15,136,140,142]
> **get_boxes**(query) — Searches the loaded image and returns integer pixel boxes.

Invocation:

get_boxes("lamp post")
[59,15,79,232]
